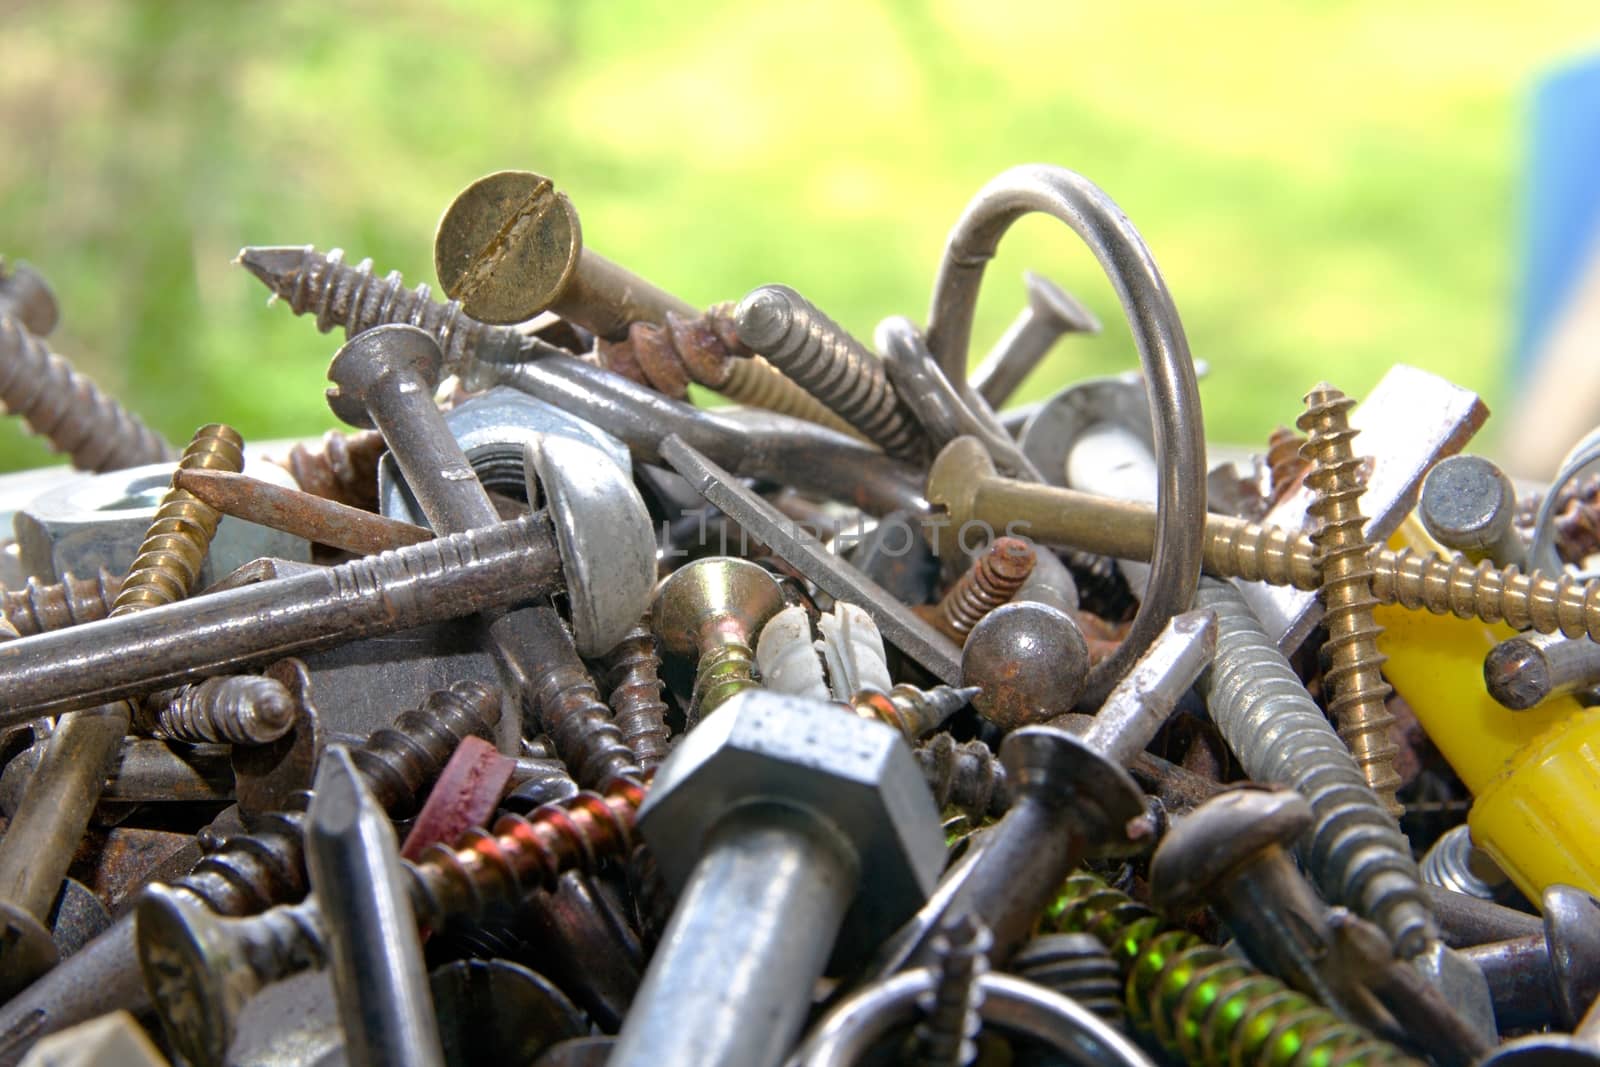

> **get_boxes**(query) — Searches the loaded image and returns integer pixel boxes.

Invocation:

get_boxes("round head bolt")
[960,601,1089,731]
[611,690,944,1067]
[325,323,445,430]
[651,558,786,722]
[524,435,655,657]
[1149,786,1312,916]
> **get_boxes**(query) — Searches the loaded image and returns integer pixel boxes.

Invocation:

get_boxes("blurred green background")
[1,0,1596,471]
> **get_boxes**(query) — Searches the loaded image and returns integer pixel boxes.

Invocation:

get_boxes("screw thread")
[1,569,119,636]
[177,683,501,915]
[1049,872,1420,1067]
[268,428,387,512]
[532,656,642,790]
[1009,932,1125,1026]
[406,779,644,929]
[1297,386,1401,814]
[934,537,1035,641]
[146,675,297,745]
[915,732,1009,820]
[908,916,990,1067]
[600,620,672,771]
[0,314,177,472]
[691,639,760,724]
[850,684,974,741]
[1264,425,1308,506]
[113,424,245,615]
[1418,825,1499,900]
[734,284,924,459]
[1194,579,1435,957]
[238,898,328,983]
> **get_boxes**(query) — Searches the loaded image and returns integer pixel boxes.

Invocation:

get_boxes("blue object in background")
[1518,53,1600,386]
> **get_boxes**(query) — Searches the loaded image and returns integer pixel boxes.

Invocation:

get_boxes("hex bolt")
[137,779,642,1067]
[733,283,925,459]
[598,618,673,771]
[959,601,1090,732]
[237,245,528,369]
[928,435,1600,643]
[969,271,1099,410]
[650,557,787,724]
[1298,384,1402,814]
[0,424,240,999]
[305,746,445,1067]
[848,684,975,741]
[138,674,297,746]
[0,257,61,336]
[1,568,119,636]
[1485,629,1600,710]
[898,610,1216,971]
[1461,884,1600,1033]
[1419,454,1529,569]
[929,535,1035,643]
[267,427,389,511]
[607,691,945,1067]
[0,314,176,472]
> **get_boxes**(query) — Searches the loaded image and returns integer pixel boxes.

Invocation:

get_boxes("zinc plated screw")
[734,283,925,459]
[969,271,1100,410]
[1,569,119,636]
[927,435,1600,643]
[650,557,787,724]
[1298,383,1403,815]
[0,314,176,472]
[929,535,1035,643]
[1049,870,1422,1067]
[0,258,60,336]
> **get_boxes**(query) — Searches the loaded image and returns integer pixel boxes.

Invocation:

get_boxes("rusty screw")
[848,684,977,741]
[600,618,673,771]
[1265,424,1309,506]
[650,557,787,725]
[930,536,1036,643]
[0,258,60,336]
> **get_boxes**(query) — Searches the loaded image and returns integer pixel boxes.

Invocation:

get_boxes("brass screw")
[650,558,786,725]
[1296,385,1401,815]
[1,569,120,636]
[930,536,1035,643]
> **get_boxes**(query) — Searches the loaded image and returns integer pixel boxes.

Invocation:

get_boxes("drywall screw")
[1,569,119,636]
[0,510,564,723]
[305,747,445,1067]
[174,468,431,556]
[929,434,1600,643]
[969,271,1100,410]
[915,732,1009,821]
[733,283,925,458]
[0,424,240,998]
[1193,576,1436,958]
[1009,932,1125,1026]
[1419,454,1528,568]
[266,427,388,512]
[848,684,976,741]
[1049,870,1422,1067]
[598,618,673,771]
[0,314,176,472]
[1264,424,1309,506]
[1298,383,1402,815]
[237,245,528,369]
[650,557,786,724]
[959,601,1090,732]
[906,916,990,1067]
[1484,629,1600,710]
[0,257,60,336]
[137,675,297,746]
[930,535,1035,643]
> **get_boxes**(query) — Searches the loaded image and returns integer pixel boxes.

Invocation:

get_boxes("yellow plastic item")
[1373,517,1600,904]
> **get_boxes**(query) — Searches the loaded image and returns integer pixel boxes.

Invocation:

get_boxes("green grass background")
[1,0,1596,471]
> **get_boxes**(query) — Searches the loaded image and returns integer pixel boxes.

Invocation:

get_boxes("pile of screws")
[0,163,1598,1067]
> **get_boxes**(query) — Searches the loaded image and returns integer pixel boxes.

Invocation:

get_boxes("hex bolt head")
[1149,786,1313,914]
[325,323,446,429]
[434,170,583,326]
[960,601,1089,731]
[650,558,787,659]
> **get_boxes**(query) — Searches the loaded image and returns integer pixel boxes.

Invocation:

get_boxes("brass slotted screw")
[928,435,1600,643]
[1298,384,1402,815]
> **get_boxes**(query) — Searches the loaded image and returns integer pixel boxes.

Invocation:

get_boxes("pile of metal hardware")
[1,163,1599,1067]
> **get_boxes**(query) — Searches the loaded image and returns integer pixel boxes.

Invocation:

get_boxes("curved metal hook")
[925,164,1206,705]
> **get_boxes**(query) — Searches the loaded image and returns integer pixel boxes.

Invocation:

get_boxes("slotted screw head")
[434,170,583,325]
[325,323,445,428]
[649,558,786,657]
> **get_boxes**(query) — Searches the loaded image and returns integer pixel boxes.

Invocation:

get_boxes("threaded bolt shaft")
[599,620,672,771]
[692,638,761,722]
[266,428,387,512]
[0,314,176,471]
[143,675,297,745]
[1049,871,1421,1067]
[523,607,641,790]
[914,732,1009,821]
[1193,578,1436,958]
[1009,932,1125,1026]
[1297,385,1402,815]
[1264,425,1308,506]
[849,684,976,741]
[236,246,527,369]
[1,569,119,636]
[908,916,990,1067]
[734,284,925,459]
[933,537,1035,642]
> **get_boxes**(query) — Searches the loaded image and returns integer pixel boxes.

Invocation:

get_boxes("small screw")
[929,536,1035,643]
[650,557,787,724]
